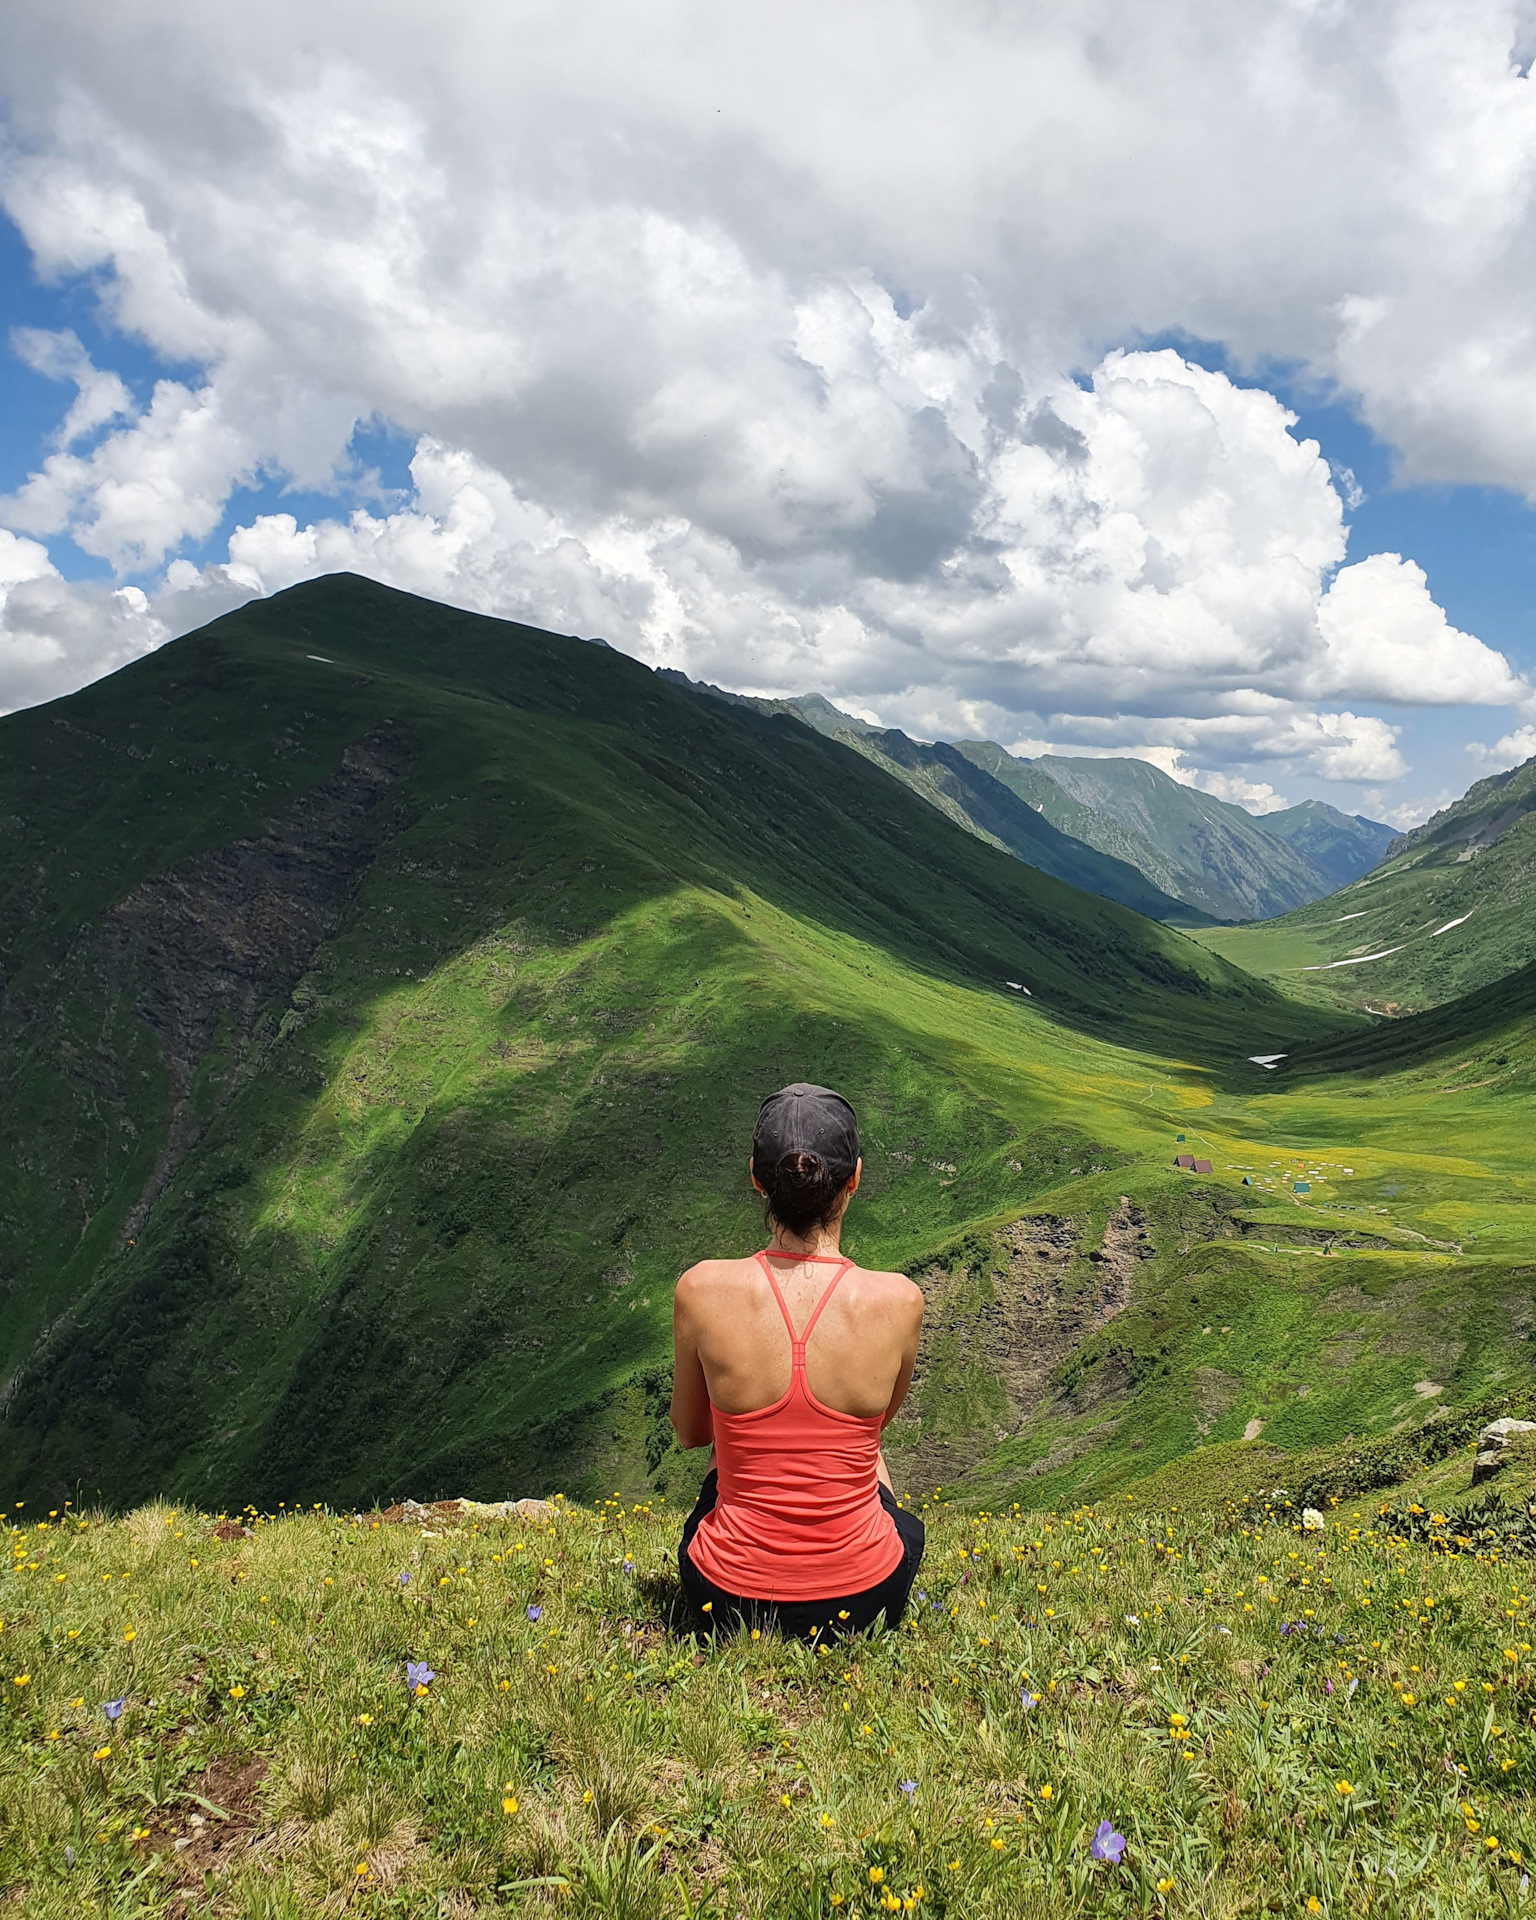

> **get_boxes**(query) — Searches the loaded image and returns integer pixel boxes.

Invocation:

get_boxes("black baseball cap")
[751,1083,859,1181]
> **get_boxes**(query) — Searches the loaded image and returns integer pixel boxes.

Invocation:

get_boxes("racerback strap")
[756,1250,852,1369]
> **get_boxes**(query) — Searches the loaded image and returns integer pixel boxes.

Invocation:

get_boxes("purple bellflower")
[102,1697,125,1722]
[1090,1821,1127,1864]
[527,1604,542,1622]
[405,1661,435,1692]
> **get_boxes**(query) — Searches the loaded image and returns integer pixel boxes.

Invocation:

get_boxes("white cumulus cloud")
[1467,721,1536,772]
[1313,553,1524,705]
[0,0,1534,809]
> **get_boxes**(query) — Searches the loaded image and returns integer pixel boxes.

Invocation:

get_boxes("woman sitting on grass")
[670,1082,926,1639]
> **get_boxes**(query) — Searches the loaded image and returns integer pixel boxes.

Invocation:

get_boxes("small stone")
[1471,1419,1536,1486]
[1480,1419,1536,1445]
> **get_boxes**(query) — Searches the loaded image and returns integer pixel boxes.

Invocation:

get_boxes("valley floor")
[2,1492,1533,1917]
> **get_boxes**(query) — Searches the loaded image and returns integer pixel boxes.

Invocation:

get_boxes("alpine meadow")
[3,574,1536,1917]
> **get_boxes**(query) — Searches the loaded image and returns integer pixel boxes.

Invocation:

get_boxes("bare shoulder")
[674,1255,760,1308]
[849,1264,924,1315]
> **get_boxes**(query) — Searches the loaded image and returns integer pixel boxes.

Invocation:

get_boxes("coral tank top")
[686,1250,904,1601]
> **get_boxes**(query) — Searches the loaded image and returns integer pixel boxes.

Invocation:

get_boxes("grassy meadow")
[4,1489,1536,1917]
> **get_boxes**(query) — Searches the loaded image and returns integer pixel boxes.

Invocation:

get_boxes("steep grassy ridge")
[1193,756,1536,1015]
[957,747,1391,921]
[883,941,1536,1514]
[953,740,1192,899]
[0,574,1333,1513]
[813,728,1200,924]
[1255,799,1396,893]
[677,699,1388,924]
[3,570,1532,1532]
[667,682,1199,922]
[875,1006,1536,1512]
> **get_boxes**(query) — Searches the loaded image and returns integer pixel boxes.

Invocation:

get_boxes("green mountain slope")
[4,571,1531,1529]
[1029,753,1338,920]
[899,954,1536,1513]
[0,573,1342,1513]
[952,738,1183,890]
[682,701,1384,925]
[664,683,1199,921]
[1255,797,1395,891]
[956,743,1389,920]
[813,727,1202,924]
[1191,755,1536,1016]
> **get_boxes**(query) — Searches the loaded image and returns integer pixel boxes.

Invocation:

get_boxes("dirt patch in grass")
[159,1754,268,1906]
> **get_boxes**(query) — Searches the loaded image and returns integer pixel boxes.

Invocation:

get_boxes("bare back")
[672,1253,923,1432]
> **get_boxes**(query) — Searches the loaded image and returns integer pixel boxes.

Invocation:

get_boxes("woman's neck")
[767,1220,844,1258]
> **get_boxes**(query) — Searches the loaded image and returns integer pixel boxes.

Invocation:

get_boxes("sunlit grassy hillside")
[4,1491,1535,1917]
[1192,755,1536,1017]
[895,933,1536,1512]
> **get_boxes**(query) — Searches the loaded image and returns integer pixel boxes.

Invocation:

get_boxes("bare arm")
[879,1281,924,1430]
[669,1271,715,1451]
[876,1283,923,1493]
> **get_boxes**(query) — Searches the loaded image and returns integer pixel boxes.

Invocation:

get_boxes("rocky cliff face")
[98,726,413,1230]
[889,1197,1150,1490]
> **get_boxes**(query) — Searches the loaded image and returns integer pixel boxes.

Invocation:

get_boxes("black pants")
[678,1469,925,1640]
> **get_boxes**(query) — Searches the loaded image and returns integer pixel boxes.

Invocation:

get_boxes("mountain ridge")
[3,573,1531,1534]
[668,679,1389,923]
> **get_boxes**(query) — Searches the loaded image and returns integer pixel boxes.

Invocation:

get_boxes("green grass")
[4,1493,1536,1916]
[7,579,1536,1914]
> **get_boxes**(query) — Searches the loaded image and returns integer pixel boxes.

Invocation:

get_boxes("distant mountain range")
[668,681,1395,923]
[1196,748,1536,1014]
